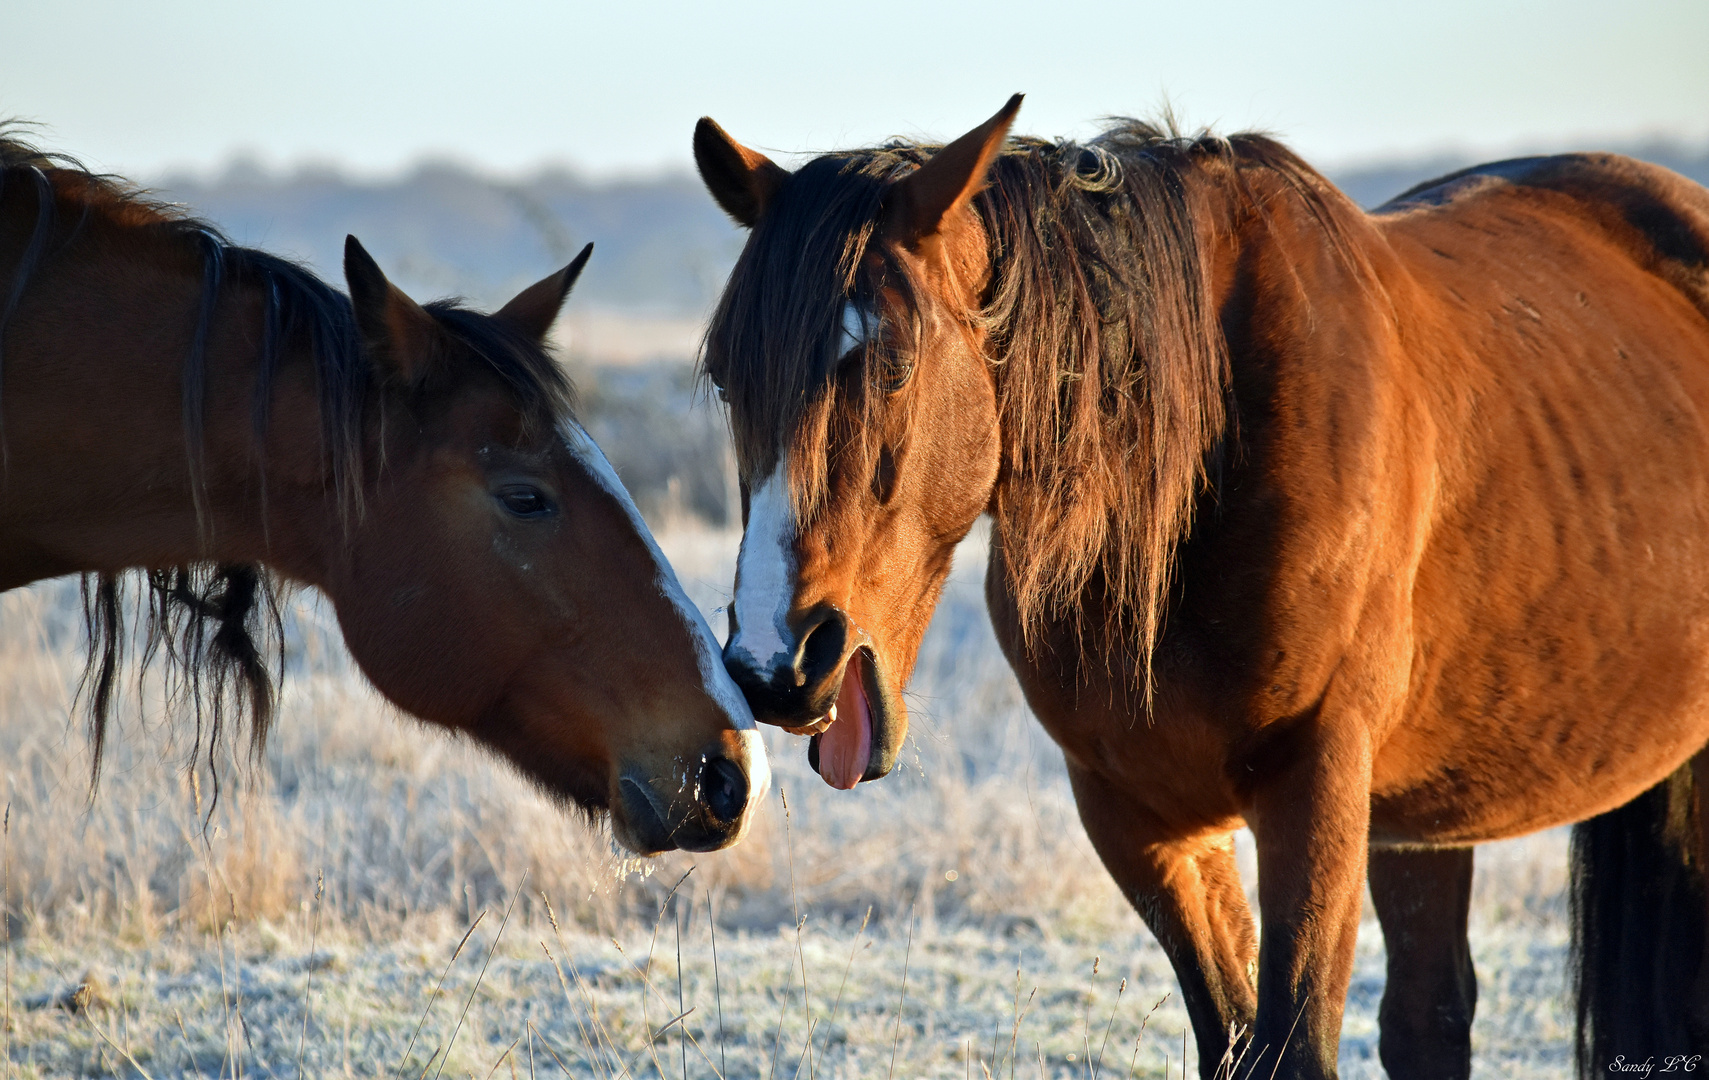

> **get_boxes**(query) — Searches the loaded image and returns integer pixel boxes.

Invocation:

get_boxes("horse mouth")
[804,648,896,789]
[611,756,759,855]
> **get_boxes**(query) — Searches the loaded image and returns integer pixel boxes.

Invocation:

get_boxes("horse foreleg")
[1246,713,1372,1080]
[1367,846,1477,1080]
[1068,765,1258,1079]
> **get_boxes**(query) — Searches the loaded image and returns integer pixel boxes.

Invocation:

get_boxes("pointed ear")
[694,117,789,228]
[884,93,1023,244]
[344,235,438,386]
[495,242,593,343]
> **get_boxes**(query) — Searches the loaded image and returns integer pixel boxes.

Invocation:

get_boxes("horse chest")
[983,567,1247,823]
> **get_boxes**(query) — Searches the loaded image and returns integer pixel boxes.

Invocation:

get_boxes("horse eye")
[497,485,555,519]
[875,355,914,393]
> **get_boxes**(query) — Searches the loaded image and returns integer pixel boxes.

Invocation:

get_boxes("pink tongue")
[817,654,873,790]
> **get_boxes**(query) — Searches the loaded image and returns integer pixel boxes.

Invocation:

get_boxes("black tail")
[1569,763,1708,1075]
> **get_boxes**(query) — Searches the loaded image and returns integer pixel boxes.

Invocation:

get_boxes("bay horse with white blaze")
[695,96,1709,1077]
[0,132,768,855]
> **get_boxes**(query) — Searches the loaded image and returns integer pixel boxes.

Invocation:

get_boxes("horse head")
[325,238,769,851]
[695,98,1021,788]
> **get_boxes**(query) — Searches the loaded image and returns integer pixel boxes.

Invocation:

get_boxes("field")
[0,524,1572,1078]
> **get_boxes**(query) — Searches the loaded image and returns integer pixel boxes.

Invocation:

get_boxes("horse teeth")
[783,714,835,736]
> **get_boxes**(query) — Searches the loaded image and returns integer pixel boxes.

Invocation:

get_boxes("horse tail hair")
[1569,762,1707,1076]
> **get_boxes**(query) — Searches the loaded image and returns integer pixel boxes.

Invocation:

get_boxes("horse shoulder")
[1204,204,1432,728]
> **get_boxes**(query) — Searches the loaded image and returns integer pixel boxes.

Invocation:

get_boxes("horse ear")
[495,243,593,343]
[694,117,789,228]
[344,235,437,386]
[884,93,1023,244]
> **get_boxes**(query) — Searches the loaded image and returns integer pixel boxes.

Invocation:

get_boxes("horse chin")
[610,778,675,855]
[806,646,905,788]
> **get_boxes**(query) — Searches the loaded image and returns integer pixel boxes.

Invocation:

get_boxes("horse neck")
[0,222,342,591]
[978,156,1344,664]
[982,154,1371,474]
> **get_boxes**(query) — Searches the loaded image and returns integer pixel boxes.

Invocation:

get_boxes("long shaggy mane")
[0,126,570,787]
[703,118,1357,699]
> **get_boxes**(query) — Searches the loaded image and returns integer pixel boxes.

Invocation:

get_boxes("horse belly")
[1375,541,1709,844]
[1371,687,1709,846]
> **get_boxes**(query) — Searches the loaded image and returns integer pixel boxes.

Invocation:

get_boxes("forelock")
[700,148,930,483]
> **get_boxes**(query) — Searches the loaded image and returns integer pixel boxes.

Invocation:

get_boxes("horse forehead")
[555,419,634,502]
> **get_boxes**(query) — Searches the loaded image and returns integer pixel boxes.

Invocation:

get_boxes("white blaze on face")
[729,454,797,674]
[839,301,873,357]
[557,419,771,799]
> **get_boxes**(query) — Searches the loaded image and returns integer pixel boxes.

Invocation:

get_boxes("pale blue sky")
[3,0,1706,179]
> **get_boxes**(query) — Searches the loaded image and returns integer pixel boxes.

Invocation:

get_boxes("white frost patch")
[558,419,758,740]
[839,301,873,357]
[729,457,797,674]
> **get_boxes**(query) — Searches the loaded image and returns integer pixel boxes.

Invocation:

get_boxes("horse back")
[1379,152,1709,318]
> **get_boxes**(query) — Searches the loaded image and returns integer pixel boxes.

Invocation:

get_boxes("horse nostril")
[797,608,849,689]
[701,756,749,824]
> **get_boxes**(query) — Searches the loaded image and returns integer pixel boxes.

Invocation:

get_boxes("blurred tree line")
[155,141,1709,528]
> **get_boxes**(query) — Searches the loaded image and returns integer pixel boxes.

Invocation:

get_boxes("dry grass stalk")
[818,903,873,1067]
[435,872,526,1080]
[482,1035,522,1080]
[398,910,485,1077]
[1128,993,1170,1080]
[780,787,815,1080]
[1094,976,1126,1078]
[295,869,325,1079]
[542,895,626,1079]
[529,1021,576,1077]
[1007,981,1038,1080]
[675,894,687,1080]
[639,867,694,1079]
[888,910,916,1080]
[709,890,727,1079]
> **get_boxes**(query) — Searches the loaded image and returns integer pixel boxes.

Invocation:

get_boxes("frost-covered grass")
[0,525,1570,1077]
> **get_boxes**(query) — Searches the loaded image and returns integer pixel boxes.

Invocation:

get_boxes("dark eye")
[497,485,555,519]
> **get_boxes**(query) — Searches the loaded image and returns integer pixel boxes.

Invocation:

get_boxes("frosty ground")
[0,526,1573,1077]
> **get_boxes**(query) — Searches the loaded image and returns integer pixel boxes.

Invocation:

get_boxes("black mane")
[0,127,570,791]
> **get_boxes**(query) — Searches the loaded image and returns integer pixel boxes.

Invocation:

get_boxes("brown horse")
[694,96,1709,1077]
[0,132,768,855]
